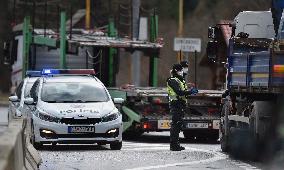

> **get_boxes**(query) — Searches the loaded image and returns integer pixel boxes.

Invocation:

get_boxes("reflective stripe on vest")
[167,77,188,102]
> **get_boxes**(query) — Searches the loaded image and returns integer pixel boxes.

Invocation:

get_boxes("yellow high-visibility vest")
[167,77,187,102]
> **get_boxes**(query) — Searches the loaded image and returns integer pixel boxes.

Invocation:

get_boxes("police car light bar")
[42,69,96,75]
[26,71,42,77]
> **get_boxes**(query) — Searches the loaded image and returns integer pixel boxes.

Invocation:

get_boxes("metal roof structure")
[69,33,163,49]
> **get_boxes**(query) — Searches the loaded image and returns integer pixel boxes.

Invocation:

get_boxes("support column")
[85,0,91,29]
[131,0,141,86]
[108,19,117,87]
[149,11,158,87]
[60,12,66,69]
[177,0,184,63]
[22,16,32,78]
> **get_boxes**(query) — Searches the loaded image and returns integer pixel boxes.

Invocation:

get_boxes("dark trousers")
[170,101,185,145]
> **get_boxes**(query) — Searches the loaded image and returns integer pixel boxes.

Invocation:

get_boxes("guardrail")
[0,117,42,170]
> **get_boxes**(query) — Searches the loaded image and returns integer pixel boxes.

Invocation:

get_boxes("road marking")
[123,142,260,170]
[123,142,227,170]
[125,151,226,170]
[230,160,261,170]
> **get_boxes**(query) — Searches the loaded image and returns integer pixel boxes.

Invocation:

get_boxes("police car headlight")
[35,111,60,123]
[102,111,119,122]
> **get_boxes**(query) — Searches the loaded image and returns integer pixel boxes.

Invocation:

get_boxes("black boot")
[178,145,185,150]
[177,141,185,150]
[170,143,182,151]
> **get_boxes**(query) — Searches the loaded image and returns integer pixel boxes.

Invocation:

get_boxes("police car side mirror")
[113,98,124,104]
[24,98,35,105]
[9,96,19,102]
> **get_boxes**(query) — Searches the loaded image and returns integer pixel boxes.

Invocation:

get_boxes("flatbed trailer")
[109,87,223,140]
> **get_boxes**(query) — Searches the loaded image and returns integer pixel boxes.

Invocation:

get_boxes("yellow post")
[177,0,184,62]
[85,0,91,29]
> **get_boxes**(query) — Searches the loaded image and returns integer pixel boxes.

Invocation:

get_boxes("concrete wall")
[0,118,42,170]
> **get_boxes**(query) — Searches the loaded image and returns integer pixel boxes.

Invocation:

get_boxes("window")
[30,79,40,102]
[15,81,24,99]
[41,82,109,103]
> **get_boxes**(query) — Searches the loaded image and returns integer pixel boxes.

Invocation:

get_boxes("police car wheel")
[30,123,43,150]
[33,142,43,150]
[110,141,122,150]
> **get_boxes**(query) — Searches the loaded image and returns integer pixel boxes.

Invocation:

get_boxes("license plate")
[212,120,220,129]
[187,123,208,129]
[158,120,172,129]
[68,126,95,133]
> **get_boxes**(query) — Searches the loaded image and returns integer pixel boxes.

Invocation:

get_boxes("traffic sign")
[174,38,201,52]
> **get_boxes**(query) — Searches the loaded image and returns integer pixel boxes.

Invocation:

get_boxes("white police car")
[24,69,123,150]
[9,71,41,118]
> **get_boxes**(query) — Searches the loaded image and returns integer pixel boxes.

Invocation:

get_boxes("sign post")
[174,38,201,87]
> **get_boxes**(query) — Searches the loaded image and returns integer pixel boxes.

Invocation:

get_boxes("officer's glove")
[190,87,198,95]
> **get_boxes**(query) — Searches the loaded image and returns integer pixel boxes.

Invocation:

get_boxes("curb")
[25,136,42,169]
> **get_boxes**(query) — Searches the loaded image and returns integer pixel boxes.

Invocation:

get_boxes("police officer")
[167,63,195,151]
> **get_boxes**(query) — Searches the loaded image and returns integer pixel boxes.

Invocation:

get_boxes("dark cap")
[172,63,183,72]
[180,60,188,67]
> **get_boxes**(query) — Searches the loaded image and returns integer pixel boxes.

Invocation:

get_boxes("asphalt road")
[39,132,269,170]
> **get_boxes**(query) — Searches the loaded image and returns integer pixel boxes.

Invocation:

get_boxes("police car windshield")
[41,82,109,103]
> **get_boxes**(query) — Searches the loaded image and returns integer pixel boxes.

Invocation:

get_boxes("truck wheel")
[251,101,275,160]
[252,101,274,142]
[230,127,257,160]
[110,141,122,150]
[220,101,230,152]
[220,131,229,152]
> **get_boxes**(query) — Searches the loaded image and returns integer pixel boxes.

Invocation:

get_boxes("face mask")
[183,67,188,74]
[177,71,183,76]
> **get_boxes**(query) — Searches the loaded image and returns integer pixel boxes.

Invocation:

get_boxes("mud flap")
[122,106,140,132]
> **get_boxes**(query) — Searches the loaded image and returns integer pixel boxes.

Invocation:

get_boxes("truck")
[207,0,284,160]
[110,87,223,141]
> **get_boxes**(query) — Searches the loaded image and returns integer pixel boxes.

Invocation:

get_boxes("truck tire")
[252,101,275,143]
[220,101,230,152]
[251,101,275,160]
[230,127,257,160]
[220,133,229,152]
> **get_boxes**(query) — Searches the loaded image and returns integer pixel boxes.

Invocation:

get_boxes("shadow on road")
[123,132,220,145]
[40,144,110,151]
[39,132,219,151]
